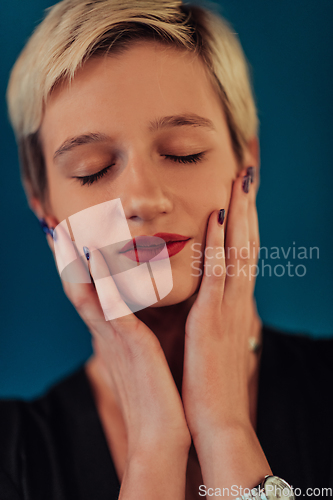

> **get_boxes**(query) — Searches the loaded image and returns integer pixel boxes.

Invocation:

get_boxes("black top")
[0,324,332,499]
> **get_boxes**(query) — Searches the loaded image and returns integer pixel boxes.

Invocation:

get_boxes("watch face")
[264,476,294,500]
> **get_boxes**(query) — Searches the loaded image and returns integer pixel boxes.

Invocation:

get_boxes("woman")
[2,0,333,499]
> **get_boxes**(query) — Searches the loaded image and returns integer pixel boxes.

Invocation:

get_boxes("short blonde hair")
[7,0,258,205]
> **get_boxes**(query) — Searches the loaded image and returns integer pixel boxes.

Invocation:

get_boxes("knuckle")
[204,263,226,281]
[237,252,251,265]
[249,196,257,207]
[69,288,93,312]
[110,314,140,338]
[104,296,124,314]
[233,203,247,221]
[72,294,90,312]
[115,322,160,359]
[224,285,244,307]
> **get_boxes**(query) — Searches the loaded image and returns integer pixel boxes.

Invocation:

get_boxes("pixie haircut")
[7,0,258,207]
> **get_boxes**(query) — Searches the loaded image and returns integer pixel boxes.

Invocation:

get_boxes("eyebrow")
[149,114,215,133]
[53,113,215,161]
[53,132,109,161]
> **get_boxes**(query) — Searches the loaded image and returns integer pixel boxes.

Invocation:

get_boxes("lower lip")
[120,239,190,263]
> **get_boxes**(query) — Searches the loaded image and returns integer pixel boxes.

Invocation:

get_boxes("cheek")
[182,161,233,217]
[47,166,73,221]
[189,177,232,263]
[46,166,106,223]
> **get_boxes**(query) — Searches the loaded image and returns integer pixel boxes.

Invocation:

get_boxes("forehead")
[40,41,226,155]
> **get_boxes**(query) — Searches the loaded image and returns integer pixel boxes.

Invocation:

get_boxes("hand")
[47,225,191,498]
[182,166,271,491]
[48,224,191,459]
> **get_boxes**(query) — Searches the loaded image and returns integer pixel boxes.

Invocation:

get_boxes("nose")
[119,156,173,223]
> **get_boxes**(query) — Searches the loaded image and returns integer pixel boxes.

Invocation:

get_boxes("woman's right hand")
[47,226,191,498]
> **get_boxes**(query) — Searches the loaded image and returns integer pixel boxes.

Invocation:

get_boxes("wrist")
[128,429,191,464]
[193,418,253,456]
[121,437,190,500]
[194,422,272,491]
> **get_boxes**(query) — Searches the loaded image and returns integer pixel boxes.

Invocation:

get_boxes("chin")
[149,272,201,308]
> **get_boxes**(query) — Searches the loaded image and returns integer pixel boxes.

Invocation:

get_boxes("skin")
[32,41,271,499]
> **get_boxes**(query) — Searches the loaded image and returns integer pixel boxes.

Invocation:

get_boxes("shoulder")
[261,322,333,379]
[259,322,333,413]
[0,366,89,498]
[0,365,118,499]
[0,365,90,447]
[258,324,333,489]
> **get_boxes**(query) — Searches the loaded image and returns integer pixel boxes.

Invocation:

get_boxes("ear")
[29,196,45,220]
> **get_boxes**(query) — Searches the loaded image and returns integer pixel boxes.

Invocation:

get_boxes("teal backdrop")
[1,0,332,398]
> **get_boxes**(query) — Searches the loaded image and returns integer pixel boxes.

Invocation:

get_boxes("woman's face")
[40,41,243,306]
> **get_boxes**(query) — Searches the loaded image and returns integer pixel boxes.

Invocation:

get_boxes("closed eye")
[74,152,205,186]
[74,164,114,186]
[164,152,205,164]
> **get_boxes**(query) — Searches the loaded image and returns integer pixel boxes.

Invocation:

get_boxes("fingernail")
[39,218,55,238]
[39,217,49,235]
[247,166,255,183]
[242,175,251,194]
[218,208,225,225]
[83,246,90,261]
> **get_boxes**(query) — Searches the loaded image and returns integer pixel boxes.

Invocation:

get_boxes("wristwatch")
[237,475,295,500]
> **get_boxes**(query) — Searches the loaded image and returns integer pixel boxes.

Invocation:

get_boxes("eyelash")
[75,152,205,186]
[76,164,114,186]
[165,152,205,164]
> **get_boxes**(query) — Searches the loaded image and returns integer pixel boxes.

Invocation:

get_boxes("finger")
[51,221,110,331]
[247,168,261,295]
[53,220,90,283]
[195,208,226,309]
[223,167,251,303]
[88,246,141,333]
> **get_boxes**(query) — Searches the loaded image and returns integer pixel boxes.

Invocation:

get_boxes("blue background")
[0,0,332,398]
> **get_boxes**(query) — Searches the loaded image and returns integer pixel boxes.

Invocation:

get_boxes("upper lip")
[119,233,191,253]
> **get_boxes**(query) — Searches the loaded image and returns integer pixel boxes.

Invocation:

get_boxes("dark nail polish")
[247,166,255,183]
[242,175,251,194]
[83,246,90,261]
[218,208,225,225]
[39,218,55,238]
[39,218,49,235]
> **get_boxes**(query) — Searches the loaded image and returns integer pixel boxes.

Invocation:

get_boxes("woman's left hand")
[182,166,272,494]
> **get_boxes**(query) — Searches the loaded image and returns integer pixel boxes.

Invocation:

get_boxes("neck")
[134,294,198,393]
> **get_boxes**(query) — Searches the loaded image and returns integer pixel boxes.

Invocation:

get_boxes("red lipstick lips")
[119,233,191,262]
